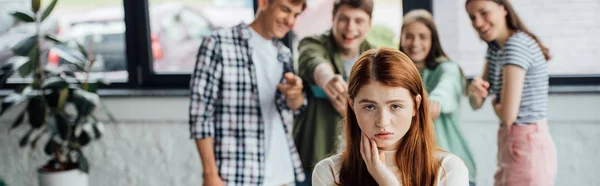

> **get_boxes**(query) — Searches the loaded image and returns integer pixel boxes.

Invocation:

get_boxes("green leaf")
[32,0,41,13]
[1,92,26,117]
[41,0,58,22]
[44,66,77,79]
[27,47,39,76]
[4,54,34,78]
[45,34,64,44]
[44,67,62,76]
[1,61,14,72]
[84,82,97,93]
[44,91,59,108]
[63,76,81,85]
[17,59,32,77]
[19,129,34,148]
[0,65,15,88]
[58,68,77,77]
[76,42,89,60]
[16,85,32,94]
[10,109,26,129]
[54,113,70,140]
[0,61,16,85]
[49,45,86,70]
[11,35,36,56]
[63,69,76,77]
[44,138,60,155]
[27,96,46,128]
[10,11,34,22]
[78,130,92,146]
[42,76,68,90]
[69,88,99,117]
[0,72,14,88]
[77,150,89,173]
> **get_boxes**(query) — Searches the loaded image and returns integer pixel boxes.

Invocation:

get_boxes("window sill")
[548,85,600,94]
[0,85,598,98]
[0,88,190,97]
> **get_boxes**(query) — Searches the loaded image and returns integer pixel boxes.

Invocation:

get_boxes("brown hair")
[337,47,441,185]
[267,0,308,11]
[332,0,374,18]
[399,9,468,95]
[466,0,551,61]
[399,9,449,70]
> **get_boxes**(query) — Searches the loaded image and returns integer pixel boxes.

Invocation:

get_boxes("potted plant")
[0,0,112,185]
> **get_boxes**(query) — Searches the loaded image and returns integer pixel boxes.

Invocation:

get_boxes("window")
[118,0,255,87]
[148,0,254,73]
[2,0,595,93]
[0,0,127,86]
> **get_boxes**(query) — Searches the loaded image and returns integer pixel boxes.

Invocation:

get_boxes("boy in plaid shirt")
[189,0,307,185]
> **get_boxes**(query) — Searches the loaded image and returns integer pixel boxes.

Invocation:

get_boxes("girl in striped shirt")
[465,0,557,185]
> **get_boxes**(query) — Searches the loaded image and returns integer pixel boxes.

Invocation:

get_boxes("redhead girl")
[312,47,469,186]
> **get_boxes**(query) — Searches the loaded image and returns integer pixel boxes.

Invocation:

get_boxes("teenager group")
[189,0,556,185]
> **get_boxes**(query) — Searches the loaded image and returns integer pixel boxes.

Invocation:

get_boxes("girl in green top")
[399,9,477,186]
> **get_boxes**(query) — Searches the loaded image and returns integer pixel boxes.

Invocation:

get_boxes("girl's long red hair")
[338,47,441,185]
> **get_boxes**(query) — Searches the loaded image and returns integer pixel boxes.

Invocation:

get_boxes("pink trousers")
[494,120,557,186]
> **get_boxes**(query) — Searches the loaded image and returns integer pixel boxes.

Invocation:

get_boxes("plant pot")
[38,168,88,186]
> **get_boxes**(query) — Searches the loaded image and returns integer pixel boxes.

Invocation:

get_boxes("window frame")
[124,0,189,88]
[1,0,597,95]
[125,0,269,88]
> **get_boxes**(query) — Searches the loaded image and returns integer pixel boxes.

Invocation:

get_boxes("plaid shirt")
[189,23,306,185]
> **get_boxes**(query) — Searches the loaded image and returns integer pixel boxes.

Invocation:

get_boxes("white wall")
[1,94,599,186]
[433,0,600,76]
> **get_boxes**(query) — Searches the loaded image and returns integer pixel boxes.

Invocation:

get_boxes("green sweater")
[293,30,373,172]
[421,60,477,183]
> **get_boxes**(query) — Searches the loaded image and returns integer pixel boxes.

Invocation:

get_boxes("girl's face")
[350,80,419,150]
[466,0,508,42]
[401,21,432,63]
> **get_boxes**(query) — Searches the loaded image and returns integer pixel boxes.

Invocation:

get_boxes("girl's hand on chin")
[360,132,400,186]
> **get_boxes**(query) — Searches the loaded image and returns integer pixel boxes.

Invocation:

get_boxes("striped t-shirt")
[485,31,549,124]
